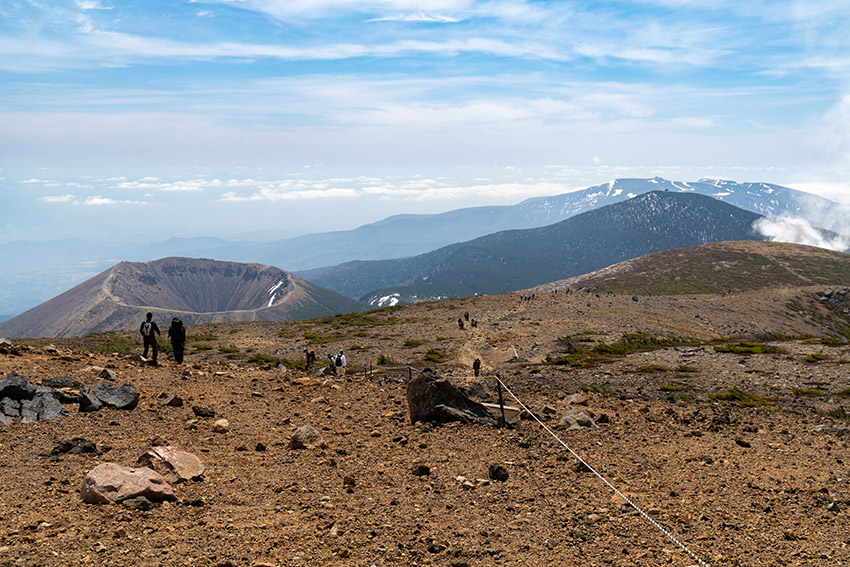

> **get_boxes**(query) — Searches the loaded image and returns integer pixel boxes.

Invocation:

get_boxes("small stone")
[343,475,356,487]
[488,465,509,482]
[161,394,183,407]
[255,442,267,452]
[336,547,350,558]
[411,464,431,476]
[735,438,751,448]
[212,419,229,433]
[192,406,215,418]
[289,425,322,449]
[828,501,840,513]
[427,542,447,553]
[99,368,118,382]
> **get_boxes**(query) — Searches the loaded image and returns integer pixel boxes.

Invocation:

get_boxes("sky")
[2,0,850,243]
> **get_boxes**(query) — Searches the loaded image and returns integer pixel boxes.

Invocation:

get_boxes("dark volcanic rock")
[79,389,104,412]
[406,368,496,425]
[192,405,216,418]
[41,376,86,403]
[92,382,139,410]
[33,392,65,420]
[0,372,36,400]
[52,438,99,455]
[0,397,21,419]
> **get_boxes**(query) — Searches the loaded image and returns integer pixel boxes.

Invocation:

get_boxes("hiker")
[471,318,478,328]
[464,312,469,321]
[167,317,186,364]
[139,312,161,365]
[334,349,346,376]
[458,317,464,330]
[473,358,481,377]
[304,348,316,370]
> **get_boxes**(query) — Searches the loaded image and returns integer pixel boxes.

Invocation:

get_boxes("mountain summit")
[0,257,365,338]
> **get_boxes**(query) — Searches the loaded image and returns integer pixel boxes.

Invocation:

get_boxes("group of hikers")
[303,347,347,375]
[457,311,478,330]
[139,312,185,366]
[139,312,346,375]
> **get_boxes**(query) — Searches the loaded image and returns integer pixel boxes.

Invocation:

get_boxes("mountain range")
[1,177,845,320]
[0,258,364,338]
[301,191,768,305]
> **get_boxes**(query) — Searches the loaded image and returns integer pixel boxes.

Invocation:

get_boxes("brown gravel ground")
[2,286,850,567]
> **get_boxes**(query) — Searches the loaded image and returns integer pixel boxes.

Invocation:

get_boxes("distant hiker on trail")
[304,348,316,370]
[139,312,161,365]
[458,317,464,330]
[473,358,481,377]
[471,318,478,328]
[328,350,346,376]
[464,312,469,321]
[167,317,186,364]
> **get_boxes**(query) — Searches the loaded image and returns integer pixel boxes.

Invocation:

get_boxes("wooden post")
[496,375,506,428]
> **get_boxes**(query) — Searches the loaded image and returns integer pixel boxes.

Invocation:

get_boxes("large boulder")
[81,463,176,504]
[92,382,139,410]
[406,368,497,425]
[32,391,65,421]
[0,397,21,420]
[137,447,205,483]
[0,372,36,400]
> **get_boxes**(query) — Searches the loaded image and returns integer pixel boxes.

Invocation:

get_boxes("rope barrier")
[495,376,712,567]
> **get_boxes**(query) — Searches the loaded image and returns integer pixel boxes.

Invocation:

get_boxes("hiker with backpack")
[334,349,346,376]
[167,317,186,364]
[304,348,316,370]
[139,312,161,365]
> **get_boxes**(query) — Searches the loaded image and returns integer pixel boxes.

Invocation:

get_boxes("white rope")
[495,376,711,567]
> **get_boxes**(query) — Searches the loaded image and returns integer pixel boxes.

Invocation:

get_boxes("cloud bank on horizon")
[1,0,849,242]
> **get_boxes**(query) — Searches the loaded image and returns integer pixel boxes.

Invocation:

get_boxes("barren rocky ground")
[2,286,850,567]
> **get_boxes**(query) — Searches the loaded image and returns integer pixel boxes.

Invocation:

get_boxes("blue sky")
[2,0,849,243]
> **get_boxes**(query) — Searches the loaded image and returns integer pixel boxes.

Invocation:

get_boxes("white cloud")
[82,196,147,206]
[41,194,76,203]
[753,216,849,251]
[75,0,111,10]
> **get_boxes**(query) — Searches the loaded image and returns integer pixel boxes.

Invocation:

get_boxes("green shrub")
[403,339,424,348]
[376,354,395,365]
[188,332,218,342]
[709,387,776,407]
[218,345,240,354]
[229,328,242,334]
[827,407,850,420]
[714,341,780,354]
[635,364,670,373]
[675,365,698,373]
[247,353,300,369]
[805,353,827,363]
[791,387,825,396]
[82,332,138,355]
[193,344,213,351]
[424,349,445,363]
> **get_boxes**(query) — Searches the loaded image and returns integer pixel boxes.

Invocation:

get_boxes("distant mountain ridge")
[301,191,767,304]
[1,177,844,318]
[0,257,365,338]
[531,240,850,296]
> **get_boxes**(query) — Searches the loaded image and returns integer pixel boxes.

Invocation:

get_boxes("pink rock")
[81,463,176,504]
[136,446,205,483]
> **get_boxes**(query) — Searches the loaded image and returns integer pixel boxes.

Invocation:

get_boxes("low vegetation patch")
[228,328,242,334]
[827,407,850,420]
[633,364,670,373]
[791,387,826,396]
[714,341,780,354]
[805,353,827,363]
[709,386,777,408]
[193,344,213,351]
[675,365,698,373]
[403,339,425,348]
[659,383,692,392]
[188,332,218,342]
[218,345,239,354]
[313,306,402,328]
[376,354,395,365]
[247,353,300,370]
[424,349,445,363]
[580,384,614,395]
[82,332,138,355]
[547,333,698,368]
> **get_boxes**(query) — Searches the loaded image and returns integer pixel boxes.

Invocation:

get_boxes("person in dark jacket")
[473,358,481,377]
[167,317,186,364]
[139,312,161,365]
